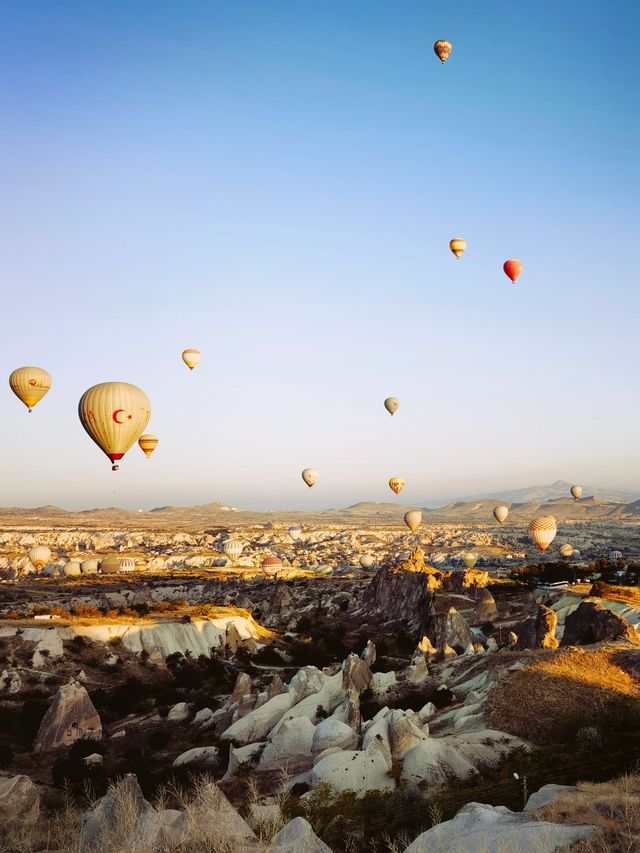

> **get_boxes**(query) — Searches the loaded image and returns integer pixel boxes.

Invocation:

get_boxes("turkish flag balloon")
[503,259,523,283]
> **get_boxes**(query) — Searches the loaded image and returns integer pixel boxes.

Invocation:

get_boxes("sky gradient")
[1,1,639,510]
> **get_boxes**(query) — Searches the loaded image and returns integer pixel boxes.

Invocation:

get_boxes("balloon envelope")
[138,434,158,458]
[182,348,201,370]
[404,509,422,532]
[463,552,477,569]
[360,554,375,569]
[434,39,452,63]
[449,238,466,259]
[302,468,318,487]
[9,366,52,412]
[493,505,509,524]
[528,515,557,553]
[224,539,244,561]
[570,485,583,501]
[288,525,303,541]
[389,477,405,495]
[503,259,523,283]
[78,382,151,471]
[560,543,574,558]
[28,546,51,570]
[384,397,400,416]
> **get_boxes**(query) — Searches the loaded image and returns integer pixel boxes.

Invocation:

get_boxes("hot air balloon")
[463,552,478,569]
[314,564,334,576]
[503,259,523,283]
[62,560,82,577]
[9,367,52,413]
[493,505,509,524]
[404,509,422,532]
[78,382,151,471]
[288,525,303,542]
[384,397,399,416]
[389,477,405,495]
[434,40,452,63]
[360,554,375,569]
[182,348,201,370]
[100,556,122,574]
[138,434,158,458]
[81,558,100,575]
[528,515,557,553]
[302,468,318,488]
[261,556,282,577]
[449,238,466,259]
[28,546,51,570]
[560,543,574,558]
[224,539,244,562]
[570,485,583,501]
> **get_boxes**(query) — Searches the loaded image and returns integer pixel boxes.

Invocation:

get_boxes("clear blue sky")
[1,1,638,510]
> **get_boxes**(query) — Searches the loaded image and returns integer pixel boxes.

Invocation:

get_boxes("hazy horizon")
[2,1,638,511]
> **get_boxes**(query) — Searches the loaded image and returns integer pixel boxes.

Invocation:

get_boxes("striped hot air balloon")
[182,348,201,370]
[28,546,51,570]
[224,539,244,562]
[528,515,557,553]
[9,366,52,412]
[138,434,158,458]
[449,238,466,259]
[78,382,151,471]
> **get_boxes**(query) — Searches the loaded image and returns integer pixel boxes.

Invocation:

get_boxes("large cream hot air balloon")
[288,525,303,541]
[449,238,466,259]
[138,434,158,458]
[28,546,51,570]
[463,552,477,569]
[223,539,244,562]
[528,515,557,554]
[404,509,422,532]
[9,367,52,412]
[182,348,201,370]
[434,39,452,63]
[360,554,375,569]
[302,468,318,488]
[384,397,399,416]
[570,485,583,501]
[78,382,151,471]
[493,505,509,524]
[389,477,405,495]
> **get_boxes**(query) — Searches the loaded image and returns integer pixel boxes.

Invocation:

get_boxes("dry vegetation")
[487,646,640,744]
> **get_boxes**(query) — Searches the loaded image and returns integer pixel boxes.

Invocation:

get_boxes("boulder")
[562,601,640,646]
[431,608,475,654]
[173,746,220,769]
[289,667,326,704]
[310,741,394,796]
[221,692,293,745]
[168,702,190,722]
[0,775,40,825]
[259,716,315,765]
[312,718,358,754]
[342,653,372,694]
[186,781,257,850]
[473,588,499,624]
[230,671,253,704]
[193,707,215,727]
[80,774,151,850]
[403,801,593,853]
[524,784,578,813]
[515,605,558,650]
[388,710,427,760]
[34,680,102,752]
[370,670,397,695]
[270,817,331,852]
[361,640,376,668]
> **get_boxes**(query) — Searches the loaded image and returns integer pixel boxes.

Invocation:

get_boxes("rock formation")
[0,775,41,825]
[562,600,640,646]
[34,679,102,752]
[515,605,559,650]
[430,607,475,654]
[363,547,439,634]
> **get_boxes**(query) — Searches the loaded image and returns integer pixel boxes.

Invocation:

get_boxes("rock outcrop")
[0,774,41,825]
[34,680,102,752]
[473,588,499,625]
[270,817,331,852]
[562,600,640,646]
[515,605,558,650]
[430,607,475,654]
[363,547,439,634]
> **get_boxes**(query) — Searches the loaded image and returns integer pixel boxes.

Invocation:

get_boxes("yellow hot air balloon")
[9,366,52,412]
[384,397,399,416]
[78,382,151,471]
[570,485,583,501]
[449,238,466,259]
[302,468,318,487]
[560,543,574,558]
[389,477,405,495]
[138,434,158,458]
[182,348,201,370]
[463,552,477,569]
[434,39,452,63]
[528,515,557,554]
[493,505,509,524]
[28,546,51,570]
[404,509,422,532]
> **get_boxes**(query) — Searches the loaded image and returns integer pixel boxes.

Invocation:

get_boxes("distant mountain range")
[1,481,640,529]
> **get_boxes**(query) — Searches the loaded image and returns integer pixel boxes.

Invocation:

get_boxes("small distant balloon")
[138,434,158,458]
[560,543,574,558]
[503,259,523,283]
[182,348,201,370]
[528,515,557,553]
[28,546,51,570]
[570,485,583,501]
[463,552,477,569]
[434,39,452,63]
[384,397,400,416]
[288,525,303,541]
[449,238,466,259]
[404,509,422,532]
[302,468,318,488]
[360,554,375,569]
[389,477,405,495]
[493,505,509,524]
[223,539,244,562]
[9,366,52,413]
